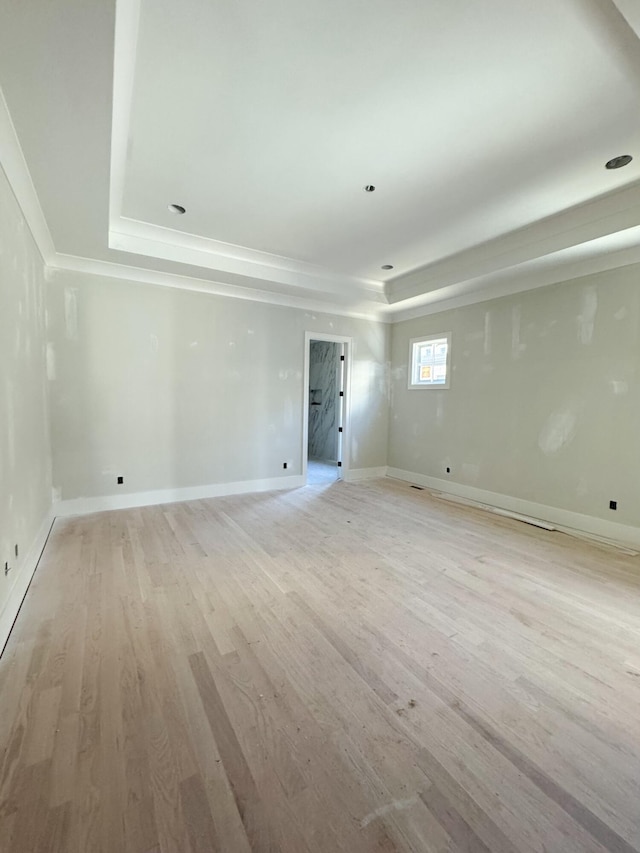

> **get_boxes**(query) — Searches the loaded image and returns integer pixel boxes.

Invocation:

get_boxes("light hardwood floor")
[1,477,640,852]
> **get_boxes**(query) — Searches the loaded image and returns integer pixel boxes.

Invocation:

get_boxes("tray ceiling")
[1,0,640,319]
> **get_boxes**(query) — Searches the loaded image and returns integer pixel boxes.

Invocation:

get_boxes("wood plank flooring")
[1,477,640,852]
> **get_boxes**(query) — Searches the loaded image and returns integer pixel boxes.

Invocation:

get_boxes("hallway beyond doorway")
[307,458,338,485]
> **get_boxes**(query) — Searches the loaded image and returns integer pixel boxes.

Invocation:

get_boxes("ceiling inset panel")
[122,0,640,281]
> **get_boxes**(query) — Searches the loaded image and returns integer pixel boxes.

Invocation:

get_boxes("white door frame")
[302,331,353,484]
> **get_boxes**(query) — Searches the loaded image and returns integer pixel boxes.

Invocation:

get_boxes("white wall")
[47,271,390,503]
[0,164,52,640]
[389,264,640,533]
[6,138,640,565]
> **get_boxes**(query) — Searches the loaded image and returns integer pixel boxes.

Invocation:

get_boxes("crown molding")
[387,230,640,322]
[0,83,56,264]
[109,218,386,302]
[47,251,392,322]
[386,178,640,305]
[108,0,385,307]
[4,16,640,330]
[50,231,640,326]
[612,0,640,41]
[109,0,142,225]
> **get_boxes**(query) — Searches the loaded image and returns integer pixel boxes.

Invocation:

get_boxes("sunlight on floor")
[307,458,338,485]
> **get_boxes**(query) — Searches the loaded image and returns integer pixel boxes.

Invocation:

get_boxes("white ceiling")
[1,0,640,319]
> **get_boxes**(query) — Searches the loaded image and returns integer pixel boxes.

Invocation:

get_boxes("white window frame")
[408,332,452,390]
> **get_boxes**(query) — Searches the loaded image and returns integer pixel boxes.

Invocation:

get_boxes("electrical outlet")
[609,500,617,511]
[117,476,124,485]
[283,462,288,469]
[446,467,451,474]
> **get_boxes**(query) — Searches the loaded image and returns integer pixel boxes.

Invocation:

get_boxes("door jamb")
[302,331,352,484]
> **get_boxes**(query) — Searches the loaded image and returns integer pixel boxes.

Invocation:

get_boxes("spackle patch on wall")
[46,343,56,381]
[5,380,16,466]
[610,380,628,395]
[64,287,79,340]
[539,318,558,338]
[538,407,578,455]
[511,306,526,359]
[484,311,492,356]
[278,369,298,380]
[577,285,598,345]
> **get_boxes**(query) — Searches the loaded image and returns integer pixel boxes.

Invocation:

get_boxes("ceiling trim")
[3,8,640,330]
[47,251,392,322]
[110,217,385,301]
[108,0,386,305]
[0,83,56,265]
[612,0,640,41]
[109,0,142,227]
[5,78,640,329]
[387,179,640,304]
[388,237,640,322]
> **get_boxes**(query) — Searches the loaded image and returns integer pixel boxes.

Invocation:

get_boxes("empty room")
[2,1,640,851]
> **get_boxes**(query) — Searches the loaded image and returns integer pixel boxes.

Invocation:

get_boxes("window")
[408,333,451,389]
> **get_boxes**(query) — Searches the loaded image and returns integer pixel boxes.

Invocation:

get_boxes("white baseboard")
[343,466,389,483]
[54,474,306,517]
[387,467,640,551]
[0,509,55,656]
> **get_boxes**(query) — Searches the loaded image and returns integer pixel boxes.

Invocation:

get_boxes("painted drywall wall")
[389,264,640,529]
[308,340,339,460]
[0,163,52,626]
[46,271,390,501]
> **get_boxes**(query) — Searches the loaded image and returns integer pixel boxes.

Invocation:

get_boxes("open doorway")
[303,333,351,485]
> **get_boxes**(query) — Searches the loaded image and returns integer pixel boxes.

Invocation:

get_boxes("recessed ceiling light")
[364,185,376,193]
[605,155,632,170]
[381,264,394,270]
[168,203,186,214]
